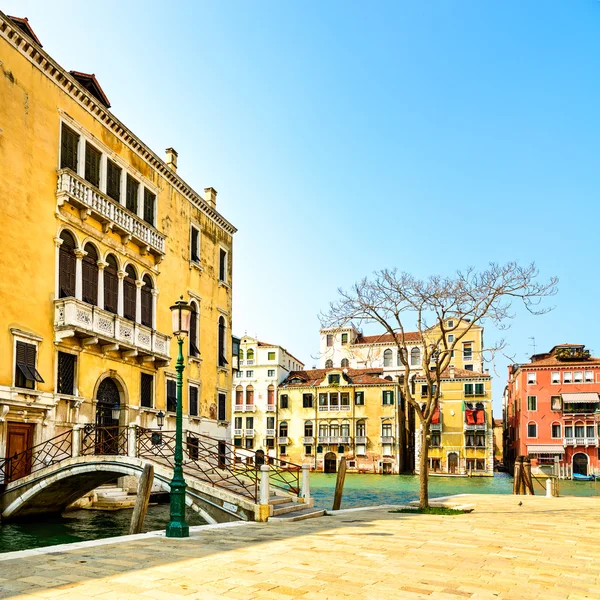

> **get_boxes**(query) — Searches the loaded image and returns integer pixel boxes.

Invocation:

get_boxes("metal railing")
[81,425,128,456]
[0,429,73,485]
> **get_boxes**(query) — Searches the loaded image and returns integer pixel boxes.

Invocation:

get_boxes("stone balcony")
[303,436,315,444]
[380,436,395,444]
[54,298,170,364]
[317,436,351,445]
[56,169,166,257]
[355,436,367,445]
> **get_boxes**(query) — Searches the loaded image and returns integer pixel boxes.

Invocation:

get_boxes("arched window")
[329,422,339,437]
[104,254,119,314]
[325,359,333,368]
[383,349,392,367]
[218,316,227,366]
[123,265,137,321]
[341,358,349,368]
[189,301,199,356]
[58,230,76,298]
[304,420,313,436]
[246,385,254,405]
[551,422,561,439]
[527,421,537,438]
[279,421,288,437]
[239,349,244,361]
[141,275,153,327]
[235,385,243,406]
[410,347,421,366]
[82,243,98,305]
[247,348,254,362]
[340,422,350,437]
[356,420,366,436]
[267,384,275,406]
[397,348,407,366]
[574,421,585,438]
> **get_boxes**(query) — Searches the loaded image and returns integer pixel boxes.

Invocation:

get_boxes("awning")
[561,392,600,404]
[527,445,565,454]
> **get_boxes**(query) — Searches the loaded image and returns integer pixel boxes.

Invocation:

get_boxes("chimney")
[165,147,178,172]
[449,365,455,379]
[204,187,217,208]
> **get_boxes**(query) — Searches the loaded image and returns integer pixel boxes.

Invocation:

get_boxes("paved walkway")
[1,494,599,599]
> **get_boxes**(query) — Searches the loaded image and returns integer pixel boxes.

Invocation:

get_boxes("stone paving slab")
[1,494,599,599]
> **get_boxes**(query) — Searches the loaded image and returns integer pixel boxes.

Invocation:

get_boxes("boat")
[572,473,595,481]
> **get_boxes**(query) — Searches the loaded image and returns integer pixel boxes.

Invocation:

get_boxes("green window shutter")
[84,142,101,187]
[60,124,79,171]
[143,189,156,226]
[106,160,122,202]
[126,175,139,213]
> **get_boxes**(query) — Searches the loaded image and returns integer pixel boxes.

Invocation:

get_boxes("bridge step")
[269,496,294,506]
[270,507,326,522]
[272,501,307,517]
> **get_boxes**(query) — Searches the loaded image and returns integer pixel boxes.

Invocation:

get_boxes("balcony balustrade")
[233,404,244,413]
[266,404,276,412]
[317,436,351,445]
[265,429,276,437]
[430,423,442,431]
[355,436,367,445]
[244,429,255,438]
[277,436,289,445]
[246,360,255,366]
[303,436,315,444]
[56,169,165,256]
[54,298,170,363]
[380,436,395,444]
[464,424,487,431]
[233,429,243,437]
[318,405,351,412]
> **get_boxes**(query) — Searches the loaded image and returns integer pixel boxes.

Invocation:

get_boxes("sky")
[4,0,600,414]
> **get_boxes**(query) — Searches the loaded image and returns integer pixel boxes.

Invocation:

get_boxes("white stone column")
[99,154,108,193]
[117,270,125,317]
[151,289,159,330]
[74,249,86,301]
[135,279,144,323]
[97,260,107,310]
[128,423,137,457]
[72,424,83,458]
[259,464,270,505]
[301,464,311,501]
[77,134,85,177]
[54,237,63,299]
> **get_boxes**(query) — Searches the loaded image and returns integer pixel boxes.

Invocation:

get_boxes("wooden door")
[6,422,35,482]
[448,453,458,474]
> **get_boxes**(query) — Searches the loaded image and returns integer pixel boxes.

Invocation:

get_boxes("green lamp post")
[166,296,192,538]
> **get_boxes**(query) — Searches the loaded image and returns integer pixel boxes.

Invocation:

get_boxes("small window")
[140,373,154,408]
[326,334,334,347]
[279,445,287,455]
[410,347,421,366]
[382,390,394,405]
[341,358,349,368]
[586,425,595,438]
[303,394,313,408]
[268,351,276,360]
[527,422,537,438]
[246,370,253,377]
[464,364,473,371]
[565,425,573,437]
[383,349,392,367]
[328,374,340,385]
[267,369,275,377]
[57,351,76,395]
[585,370,594,383]
[190,226,200,262]
[166,379,177,412]
[527,372,536,385]
[126,174,139,213]
[15,341,44,389]
[341,333,348,345]
[574,371,583,384]
[551,396,562,411]
[475,383,485,395]
[143,188,156,226]
[447,320,454,328]
[448,334,454,343]
[305,445,312,455]
[464,383,473,396]
[246,438,254,450]
[563,372,572,384]
[189,302,199,357]
[280,394,289,409]
[527,396,537,411]
[355,391,365,405]
[60,124,79,171]
[551,372,560,384]
[325,359,333,368]
[551,423,561,438]
[219,248,227,282]
[84,142,101,187]
[106,159,122,202]
[189,385,199,416]
[218,393,226,421]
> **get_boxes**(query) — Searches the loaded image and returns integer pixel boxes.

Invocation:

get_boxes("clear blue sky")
[5,1,600,414]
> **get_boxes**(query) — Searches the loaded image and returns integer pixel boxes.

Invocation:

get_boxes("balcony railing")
[246,360,255,366]
[464,424,486,431]
[244,429,255,438]
[564,437,597,446]
[303,436,315,444]
[265,429,276,437]
[318,405,351,412]
[233,404,244,413]
[430,423,442,431]
[277,436,289,445]
[54,298,170,362]
[355,436,367,445]
[56,169,165,255]
[244,405,256,413]
[233,429,243,437]
[317,436,351,445]
[266,404,276,412]
[380,436,395,444]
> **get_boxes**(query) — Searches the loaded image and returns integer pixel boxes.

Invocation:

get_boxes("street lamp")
[156,410,165,430]
[166,296,192,538]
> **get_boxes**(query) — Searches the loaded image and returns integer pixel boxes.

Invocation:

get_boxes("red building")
[504,344,600,476]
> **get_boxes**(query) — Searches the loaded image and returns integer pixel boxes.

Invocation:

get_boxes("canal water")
[1,473,598,553]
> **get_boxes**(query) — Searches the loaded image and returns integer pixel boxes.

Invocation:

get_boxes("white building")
[232,336,304,458]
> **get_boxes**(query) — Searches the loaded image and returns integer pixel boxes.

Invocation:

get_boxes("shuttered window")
[104,255,118,314]
[60,124,79,171]
[57,352,76,395]
[189,385,199,416]
[218,316,227,366]
[141,275,153,328]
[140,373,153,408]
[219,249,227,282]
[123,266,137,321]
[126,174,139,213]
[84,142,101,187]
[143,189,156,226]
[15,341,44,389]
[59,230,76,298]
[82,243,98,305]
[189,304,199,356]
[106,160,121,202]
[218,393,227,421]
[190,226,200,262]
[166,379,177,412]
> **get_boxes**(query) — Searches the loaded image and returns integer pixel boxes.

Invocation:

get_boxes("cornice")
[0,12,237,236]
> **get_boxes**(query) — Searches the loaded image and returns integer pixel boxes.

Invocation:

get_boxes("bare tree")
[320,262,557,508]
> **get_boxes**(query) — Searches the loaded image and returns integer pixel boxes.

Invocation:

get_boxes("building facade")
[504,344,600,477]
[232,337,304,458]
[0,13,236,476]
[277,368,402,473]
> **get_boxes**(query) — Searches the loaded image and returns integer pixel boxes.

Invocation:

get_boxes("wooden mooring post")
[332,456,347,511]
[129,463,154,534]
[513,456,534,495]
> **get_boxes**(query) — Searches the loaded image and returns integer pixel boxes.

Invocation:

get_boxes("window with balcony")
[15,341,43,390]
[217,392,227,421]
[234,417,242,430]
[267,385,275,406]
[246,348,254,363]
[245,385,254,406]
[463,343,473,362]
[565,425,573,437]
[381,423,393,437]
[280,394,289,409]
[383,349,392,367]
[143,189,156,226]
[58,230,77,298]
[140,373,153,408]
[410,347,421,366]
[56,351,76,395]
[219,248,227,282]
[429,432,441,447]
[189,301,199,357]
[551,396,562,411]
[235,386,243,408]
[141,275,153,328]
[304,421,313,436]
[329,392,340,410]
[341,392,350,409]
[84,142,101,188]
[382,390,394,405]
[303,393,313,408]
[60,124,79,171]
[527,422,537,438]
[104,254,119,314]
[586,425,595,438]
[123,265,137,321]
[126,174,139,213]
[190,226,200,263]
[166,379,177,412]
[106,159,121,202]
[218,316,227,367]
[575,423,585,438]
[82,243,99,305]
[279,421,288,437]
[355,391,364,405]
[527,396,537,411]
[189,385,199,416]
[245,416,254,430]
[551,423,561,438]
[356,420,366,436]
[551,372,560,384]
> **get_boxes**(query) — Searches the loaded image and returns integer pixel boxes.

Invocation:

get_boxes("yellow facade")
[0,13,235,459]
[277,369,401,473]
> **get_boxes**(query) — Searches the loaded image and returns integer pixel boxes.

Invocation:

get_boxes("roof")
[415,367,490,380]
[7,16,42,46]
[69,71,111,108]
[561,392,600,404]
[355,332,422,345]
[242,339,304,367]
[527,445,565,454]
[280,368,393,388]
[493,419,503,428]
[517,356,600,368]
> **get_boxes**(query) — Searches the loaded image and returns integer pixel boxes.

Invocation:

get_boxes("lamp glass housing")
[157,410,165,429]
[170,297,192,338]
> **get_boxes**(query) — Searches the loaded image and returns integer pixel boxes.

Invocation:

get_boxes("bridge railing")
[80,424,128,456]
[0,429,73,485]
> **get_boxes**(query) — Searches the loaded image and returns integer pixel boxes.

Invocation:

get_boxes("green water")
[1,473,597,554]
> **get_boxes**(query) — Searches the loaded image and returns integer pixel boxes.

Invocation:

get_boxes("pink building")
[504,344,600,476]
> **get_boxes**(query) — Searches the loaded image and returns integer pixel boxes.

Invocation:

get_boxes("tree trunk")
[419,426,429,509]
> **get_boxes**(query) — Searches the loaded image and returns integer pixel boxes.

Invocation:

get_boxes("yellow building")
[415,367,493,476]
[0,13,236,469]
[277,368,402,473]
